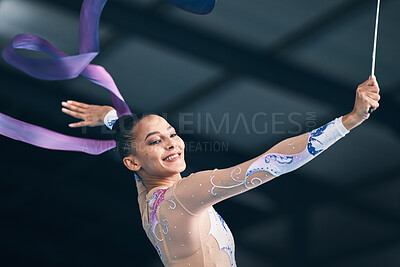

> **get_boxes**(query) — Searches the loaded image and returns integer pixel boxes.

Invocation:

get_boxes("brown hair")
[112,113,157,159]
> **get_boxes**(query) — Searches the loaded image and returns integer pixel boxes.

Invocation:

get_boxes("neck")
[140,172,182,192]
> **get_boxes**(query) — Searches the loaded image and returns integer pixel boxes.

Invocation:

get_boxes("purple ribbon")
[1,0,130,155]
[0,0,216,155]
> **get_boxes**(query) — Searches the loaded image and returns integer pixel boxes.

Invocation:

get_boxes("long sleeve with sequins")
[173,117,350,215]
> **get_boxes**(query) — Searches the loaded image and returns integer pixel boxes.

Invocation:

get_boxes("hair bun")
[112,115,133,140]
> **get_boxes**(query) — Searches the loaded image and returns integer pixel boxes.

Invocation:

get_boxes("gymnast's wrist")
[103,108,118,130]
[342,112,362,131]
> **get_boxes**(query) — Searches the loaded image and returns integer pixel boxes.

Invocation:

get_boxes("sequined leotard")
[136,170,236,267]
[133,117,349,266]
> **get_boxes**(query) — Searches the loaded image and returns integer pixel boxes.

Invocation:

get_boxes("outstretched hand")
[61,100,114,128]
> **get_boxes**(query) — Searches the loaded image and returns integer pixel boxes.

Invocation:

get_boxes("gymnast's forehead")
[135,115,174,138]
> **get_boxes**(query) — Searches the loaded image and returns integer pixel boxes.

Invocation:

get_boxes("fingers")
[366,76,380,89]
[369,99,380,112]
[364,92,380,113]
[61,100,101,127]
[69,121,89,128]
[367,85,380,94]
[355,84,381,116]
[366,76,375,85]
[353,77,381,120]
[61,107,87,127]
[367,80,379,91]
[65,100,90,109]
[61,107,85,119]
[366,92,381,102]
[62,101,88,113]
[358,78,380,94]
[360,76,379,87]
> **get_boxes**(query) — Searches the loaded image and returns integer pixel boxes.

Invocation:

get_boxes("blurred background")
[0,0,399,266]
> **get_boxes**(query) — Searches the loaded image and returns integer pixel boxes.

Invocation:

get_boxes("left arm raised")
[172,76,381,215]
[173,116,349,215]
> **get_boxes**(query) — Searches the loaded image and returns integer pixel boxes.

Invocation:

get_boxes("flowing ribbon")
[1,0,129,155]
[0,0,216,155]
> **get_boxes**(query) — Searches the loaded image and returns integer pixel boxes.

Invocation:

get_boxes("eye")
[149,140,160,145]
[149,133,177,145]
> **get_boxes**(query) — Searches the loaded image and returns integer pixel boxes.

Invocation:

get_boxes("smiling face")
[126,115,186,178]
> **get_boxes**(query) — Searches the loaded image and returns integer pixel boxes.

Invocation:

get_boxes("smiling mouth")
[163,153,182,161]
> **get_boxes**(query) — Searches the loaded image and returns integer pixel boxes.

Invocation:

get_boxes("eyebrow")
[144,126,174,141]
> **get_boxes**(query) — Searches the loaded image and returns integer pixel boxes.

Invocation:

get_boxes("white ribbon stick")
[371,0,381,77]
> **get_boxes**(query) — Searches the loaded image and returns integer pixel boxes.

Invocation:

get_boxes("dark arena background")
[0,0,399,266]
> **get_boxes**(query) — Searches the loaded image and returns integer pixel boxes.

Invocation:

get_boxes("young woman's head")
[113,114,186,180]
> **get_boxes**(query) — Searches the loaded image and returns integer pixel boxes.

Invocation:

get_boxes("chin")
[180,164,186,172]
[177,161,186,173]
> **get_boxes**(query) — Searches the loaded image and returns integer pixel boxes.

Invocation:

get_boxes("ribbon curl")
[0,0,216,155]
[1,0,129,155]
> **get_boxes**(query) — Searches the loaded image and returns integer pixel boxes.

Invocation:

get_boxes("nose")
[167,144,175,150]
[165,138,177,150]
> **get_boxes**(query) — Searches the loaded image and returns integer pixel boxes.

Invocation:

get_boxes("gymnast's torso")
[136,171,236,267]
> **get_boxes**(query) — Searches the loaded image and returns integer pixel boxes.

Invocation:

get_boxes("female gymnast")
[60,76,380,266]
